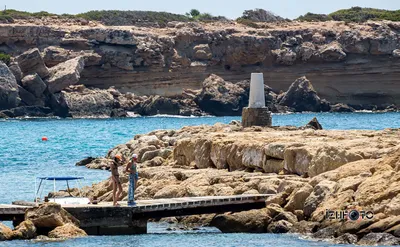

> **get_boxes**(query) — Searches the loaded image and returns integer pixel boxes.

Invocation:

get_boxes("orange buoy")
[41,136,48,141]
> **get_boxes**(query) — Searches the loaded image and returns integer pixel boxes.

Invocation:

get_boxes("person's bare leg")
[112,178,117,206]
[116,183,123,203]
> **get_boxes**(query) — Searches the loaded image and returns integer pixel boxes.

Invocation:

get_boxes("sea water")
[1,112,399,247]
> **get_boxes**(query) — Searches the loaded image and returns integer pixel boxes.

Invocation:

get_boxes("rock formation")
[46,56,85,93]
[279,76,330,112]
[15,48,49,78]
[0,40,398,117]
[194,74,247,116]
[25,203,80,230]
[0,203,87,242]
[69,121,400,245]
[47,223,87,239]
[1,19,400,113]
[0,61,20,110]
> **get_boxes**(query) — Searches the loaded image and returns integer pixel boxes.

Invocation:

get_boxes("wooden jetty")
[0,194,271,235]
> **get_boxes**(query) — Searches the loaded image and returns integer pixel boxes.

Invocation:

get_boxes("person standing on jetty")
[110,154,123,207]
[126,154,139,206]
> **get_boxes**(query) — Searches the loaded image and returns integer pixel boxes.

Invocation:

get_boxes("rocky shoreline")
[0,52,397,119]
[70,120,400,245]
[1,19,400,118]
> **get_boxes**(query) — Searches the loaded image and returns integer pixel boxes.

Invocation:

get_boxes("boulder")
[8,62,23,82]
[330,103,355,113]
[154,185,185,199]
[56,86,115,117]
[334,233,358,244]
[47,223,87,239]
[303,180,336,218]
[194,138,214,169]
[299,42,316,61]
[44,91,70,118]
[358,233,400,246]
[0,61,20,110]
[159,149,173,159]
[284,184,313,212]
[75,157,96,167]
[273,211,298,224]
[178,214,215,226]
[141,150,161,162]
[279,76,328,112]
[46,57,85,93]
[313,225,338,239]
[263,159,284,174]
[358,216,400,234]
[264,143,285,160]
[267,220,293,233]
[21,73,47,97]
[43,46,101,67]
[12,220,36,239]
[137,146,158,161]
[134,95,180,116]
[85,158,112,170]
[174,138,196,167]
[210,209,271,233]
[18,86,44,106]
[318,42,347,62]
[0,223,13,241]
[25,203,80,229]
[305,117,323,130]
[272,48,297,65]
[290,220,320,234]
[142,156,165,167]
[15,48,49,78]
[194,74,247,116]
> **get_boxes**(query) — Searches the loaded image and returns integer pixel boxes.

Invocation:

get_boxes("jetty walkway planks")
[0,194,272,234]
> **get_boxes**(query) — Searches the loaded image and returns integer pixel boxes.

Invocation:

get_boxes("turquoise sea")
[1,112,400,246]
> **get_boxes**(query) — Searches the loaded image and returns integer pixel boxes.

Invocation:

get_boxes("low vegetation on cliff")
[329,7,400,22]
[2,6,400,25]
[75,10,190,26]
[0,53,11,65]
[296,13,333,22]
[297,7,400,22]
[0,8,226,26]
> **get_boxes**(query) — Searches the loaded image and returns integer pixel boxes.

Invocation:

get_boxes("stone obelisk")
[242,73,272,127]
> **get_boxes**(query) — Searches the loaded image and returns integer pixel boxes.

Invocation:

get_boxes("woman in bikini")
[110,154,123,207]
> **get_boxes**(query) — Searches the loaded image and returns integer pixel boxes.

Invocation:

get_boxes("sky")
[2,0,400,19]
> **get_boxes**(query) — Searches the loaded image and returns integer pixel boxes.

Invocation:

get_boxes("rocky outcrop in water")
[278,76,330,112]
[194,74,248,116]
[0,203,87,242]
[72,122,400,245]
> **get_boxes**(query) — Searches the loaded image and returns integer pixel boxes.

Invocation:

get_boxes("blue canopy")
[37,176,84,181]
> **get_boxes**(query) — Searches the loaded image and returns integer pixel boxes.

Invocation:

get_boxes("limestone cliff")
[1,19,400,108]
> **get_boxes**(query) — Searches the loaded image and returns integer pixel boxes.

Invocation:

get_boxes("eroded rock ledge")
[73,122,400,245]
[1,20,400,114]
